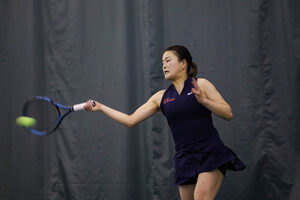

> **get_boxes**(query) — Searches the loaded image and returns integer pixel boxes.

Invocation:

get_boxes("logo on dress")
[164,97,176,104]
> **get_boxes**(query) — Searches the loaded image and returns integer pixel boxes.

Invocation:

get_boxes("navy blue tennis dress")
[160,77,245,185]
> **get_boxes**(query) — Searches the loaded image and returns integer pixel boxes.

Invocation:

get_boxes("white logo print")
[187,92,193,95]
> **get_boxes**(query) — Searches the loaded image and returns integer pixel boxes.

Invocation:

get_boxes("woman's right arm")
[84,90,165,127]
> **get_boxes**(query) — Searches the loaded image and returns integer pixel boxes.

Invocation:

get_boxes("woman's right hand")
[84,100,101,112]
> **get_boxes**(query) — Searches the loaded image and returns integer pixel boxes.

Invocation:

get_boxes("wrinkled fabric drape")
[1,0,299,199]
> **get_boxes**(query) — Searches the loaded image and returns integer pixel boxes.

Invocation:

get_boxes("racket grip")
[72,101,96,111]
[72,103,86,111]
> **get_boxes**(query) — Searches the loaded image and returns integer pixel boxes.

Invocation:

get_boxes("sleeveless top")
[160,77,245,184]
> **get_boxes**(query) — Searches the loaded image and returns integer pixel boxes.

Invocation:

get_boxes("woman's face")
[162,51,186,80]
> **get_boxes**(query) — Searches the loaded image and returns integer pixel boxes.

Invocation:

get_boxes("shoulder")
[196,78,216,89]
[148,90,166,105]
[196,78,210,84]
[151,90,166,101]
[194,78,218,96]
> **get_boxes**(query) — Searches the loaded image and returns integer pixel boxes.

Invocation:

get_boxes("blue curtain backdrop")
[0,0,299,199]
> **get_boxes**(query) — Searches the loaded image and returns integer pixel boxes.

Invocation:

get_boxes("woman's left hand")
[191,78,208,104]
[190,77,233,120]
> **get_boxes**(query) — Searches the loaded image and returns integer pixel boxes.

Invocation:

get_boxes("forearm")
[85,91,162,127]
[97,101,158,127]
[201,99,233,120]
[99,104,134,127]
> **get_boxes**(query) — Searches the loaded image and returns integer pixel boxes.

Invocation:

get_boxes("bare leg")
[178,184,195,200]
[194,169,224,200]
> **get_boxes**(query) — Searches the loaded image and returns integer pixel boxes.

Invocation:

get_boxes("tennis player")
[85,45,245,200]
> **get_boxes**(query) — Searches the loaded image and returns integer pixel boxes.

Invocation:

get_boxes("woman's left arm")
[191,78,233,120]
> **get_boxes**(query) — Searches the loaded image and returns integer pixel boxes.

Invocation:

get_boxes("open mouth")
[164,70,169,75]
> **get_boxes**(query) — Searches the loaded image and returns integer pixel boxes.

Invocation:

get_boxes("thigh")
[194,169,224,200]
[178,184,195,200]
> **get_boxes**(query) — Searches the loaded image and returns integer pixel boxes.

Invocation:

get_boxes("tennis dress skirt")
[160,77,245,185]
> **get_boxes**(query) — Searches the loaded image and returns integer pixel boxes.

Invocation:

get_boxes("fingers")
[191,78,200,91]
[84,100,98,111]
[191,88,199,95]
[191,78,201,95]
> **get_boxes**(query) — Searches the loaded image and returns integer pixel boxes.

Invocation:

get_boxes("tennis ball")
[16,116,36,128]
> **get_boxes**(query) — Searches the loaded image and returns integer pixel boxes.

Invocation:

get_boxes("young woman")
[84,45,245,200]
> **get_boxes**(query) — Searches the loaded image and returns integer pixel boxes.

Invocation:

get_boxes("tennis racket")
[21,96,95,136]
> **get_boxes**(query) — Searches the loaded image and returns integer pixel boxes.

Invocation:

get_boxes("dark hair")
[164,45,198,77]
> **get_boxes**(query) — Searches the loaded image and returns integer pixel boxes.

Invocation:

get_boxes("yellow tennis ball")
[16,116,36,128]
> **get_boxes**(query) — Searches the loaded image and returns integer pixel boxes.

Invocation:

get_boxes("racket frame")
[22,96,90,136]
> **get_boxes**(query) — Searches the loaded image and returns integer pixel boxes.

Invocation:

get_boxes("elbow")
[227,114,233,121]
[224,105,233,121]
[126,123,135,128]
[225,111,233,121]
[126,116,136,128]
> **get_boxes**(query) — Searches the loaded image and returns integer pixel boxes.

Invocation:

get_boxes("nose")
[162,62,167,69]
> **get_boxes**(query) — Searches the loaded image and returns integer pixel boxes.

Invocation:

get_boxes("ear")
[181,59,188,70]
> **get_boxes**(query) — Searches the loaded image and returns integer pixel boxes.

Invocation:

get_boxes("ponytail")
[187,61,198,77]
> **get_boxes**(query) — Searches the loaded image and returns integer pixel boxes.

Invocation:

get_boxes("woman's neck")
[172,74,188,95]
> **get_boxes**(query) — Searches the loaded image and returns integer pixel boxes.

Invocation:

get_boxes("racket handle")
[73,103,86,111]
[72,101,96,111]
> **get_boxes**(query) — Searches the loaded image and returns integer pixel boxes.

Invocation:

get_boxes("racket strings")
[25,100,59,133]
